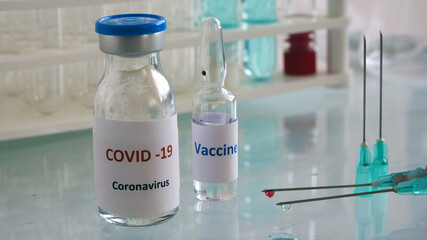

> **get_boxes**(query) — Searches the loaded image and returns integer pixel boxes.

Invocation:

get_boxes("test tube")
[201,0,239,28]
[242,0,277,81]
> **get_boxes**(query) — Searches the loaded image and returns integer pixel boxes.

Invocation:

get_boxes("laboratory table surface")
[1,67,426,240]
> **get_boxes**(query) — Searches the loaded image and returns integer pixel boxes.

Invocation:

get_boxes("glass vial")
[192,18,238,201]
[93,14,180,226]
[242,0,277,81]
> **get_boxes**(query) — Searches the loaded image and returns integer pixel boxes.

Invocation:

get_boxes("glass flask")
[93,14,180,226]
[192,17,238,201]
[242,0,277,80]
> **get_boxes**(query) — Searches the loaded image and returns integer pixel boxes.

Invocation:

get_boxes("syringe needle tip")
[379,31,383,139]
[362,35,367,143]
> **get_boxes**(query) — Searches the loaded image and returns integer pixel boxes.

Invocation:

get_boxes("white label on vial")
[93,114,179,218]
[192,120,238,183]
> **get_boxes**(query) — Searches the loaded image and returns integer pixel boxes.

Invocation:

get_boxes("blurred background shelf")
[0,0,140,11]
[0,17,348,72]
[0,70,349,141]
[0,0,349,141]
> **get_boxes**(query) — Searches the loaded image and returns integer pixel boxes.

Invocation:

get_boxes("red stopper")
[265,190,275,198]
[283,32,316,76]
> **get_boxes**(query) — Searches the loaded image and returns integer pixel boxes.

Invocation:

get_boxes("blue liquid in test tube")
[242,0,277,81]
[202,0,239,28]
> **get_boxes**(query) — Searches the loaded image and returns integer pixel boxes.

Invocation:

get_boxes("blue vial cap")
[95,13,167,36]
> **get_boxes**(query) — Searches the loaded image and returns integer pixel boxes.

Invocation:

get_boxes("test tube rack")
[0,0,350,141]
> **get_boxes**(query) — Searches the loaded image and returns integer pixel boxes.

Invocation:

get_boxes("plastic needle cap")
[355,36,372,194]
[200,17,227,88]
[395,177,427,196]
[372,32,388,183]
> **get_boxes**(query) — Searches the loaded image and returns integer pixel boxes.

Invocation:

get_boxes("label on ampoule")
[192,120,238,183]
[93,114,180,217]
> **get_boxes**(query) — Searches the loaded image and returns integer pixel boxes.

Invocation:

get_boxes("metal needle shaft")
[363,35,367,143]
[262,183,371,192]
[276,189,393,206]
[379,31,383,139]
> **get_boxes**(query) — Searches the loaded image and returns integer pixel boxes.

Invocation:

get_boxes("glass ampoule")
[192,17,238,201]
[93,14,180,226]
[200,0,240,89]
